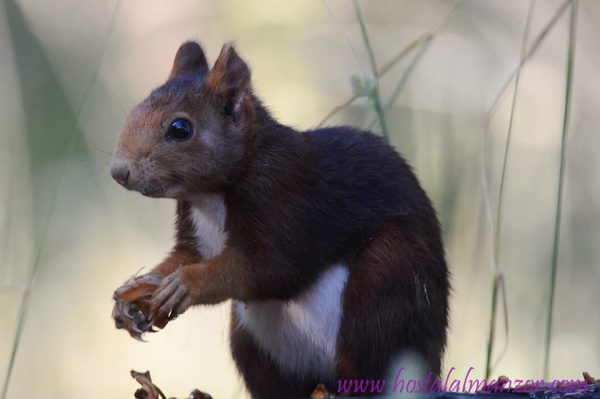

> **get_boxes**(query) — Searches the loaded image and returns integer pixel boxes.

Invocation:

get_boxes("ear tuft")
[169,41,209,80]
[206,42,251,116]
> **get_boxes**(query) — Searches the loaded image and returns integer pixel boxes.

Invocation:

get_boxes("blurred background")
[1,0,599,397]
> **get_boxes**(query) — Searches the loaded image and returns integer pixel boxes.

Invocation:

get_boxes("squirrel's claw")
[131,326,148,342]
[112,273,163,339]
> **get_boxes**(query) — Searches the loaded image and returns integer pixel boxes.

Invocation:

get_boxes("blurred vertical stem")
[317,33,428,128]
[367,36,431,131]
[0,1,121,398]
[484,0,536,380]
[543,0,578,380]
[318,0,463,129]
[367,0,464,131]
[352,0,389,143]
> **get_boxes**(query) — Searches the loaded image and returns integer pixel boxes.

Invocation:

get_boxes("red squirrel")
[110,41,449,398]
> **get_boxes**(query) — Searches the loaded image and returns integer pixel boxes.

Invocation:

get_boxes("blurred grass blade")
[479,0,571,379]
[2,0,97,197]
[366,38,431,131]
[319,0,463,129]
[383,41,429,114]
[319,0,366,78]
[317,33,428,127]
[1,174,14,282]
[367,0,464,130]
[543,0,578,380]
[0,0,120,397]
[484,0,536,379]
[486,0,571,122]
[352,0,389,142]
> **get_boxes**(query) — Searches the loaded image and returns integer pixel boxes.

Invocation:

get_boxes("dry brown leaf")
[188,389,213,399]
[583,371,599,384]
[310,383,334,399]
[130,370,166,399]
[130,370,213,399]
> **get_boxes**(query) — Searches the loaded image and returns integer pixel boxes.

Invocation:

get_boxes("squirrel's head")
[110,41,254,198]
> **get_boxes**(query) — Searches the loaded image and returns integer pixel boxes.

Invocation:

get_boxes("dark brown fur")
[110,41,450,399]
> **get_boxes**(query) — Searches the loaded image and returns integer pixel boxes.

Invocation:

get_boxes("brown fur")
[110,41,450,399]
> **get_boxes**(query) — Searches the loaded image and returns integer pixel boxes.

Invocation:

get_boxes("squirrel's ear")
[169,41,209,80]
[206,42,251,117]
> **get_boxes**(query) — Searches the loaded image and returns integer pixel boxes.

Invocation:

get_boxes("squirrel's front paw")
[149,268,195,324]
[112,273,165,340]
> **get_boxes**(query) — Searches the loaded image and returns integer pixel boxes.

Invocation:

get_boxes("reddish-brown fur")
[110,41,449,399]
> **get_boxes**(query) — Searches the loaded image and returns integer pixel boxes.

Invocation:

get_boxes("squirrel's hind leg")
[335,218,449,384]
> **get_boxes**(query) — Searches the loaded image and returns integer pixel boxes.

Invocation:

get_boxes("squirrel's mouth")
[138,181,185,199]
[140,185,164,198]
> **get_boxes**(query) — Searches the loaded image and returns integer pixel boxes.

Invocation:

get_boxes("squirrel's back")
[226,125,442,269]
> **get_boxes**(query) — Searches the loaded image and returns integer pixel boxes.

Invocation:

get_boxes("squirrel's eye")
[166,118,193,141]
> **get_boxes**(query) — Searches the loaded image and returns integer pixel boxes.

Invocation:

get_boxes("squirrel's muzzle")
[111,164,130,186]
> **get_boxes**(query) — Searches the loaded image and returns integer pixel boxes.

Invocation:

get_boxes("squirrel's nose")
[111,165,130,186]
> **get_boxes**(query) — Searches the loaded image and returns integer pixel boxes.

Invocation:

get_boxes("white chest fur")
[188,195,349,379]
[234,265,349,379]
[189,194,228,259]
